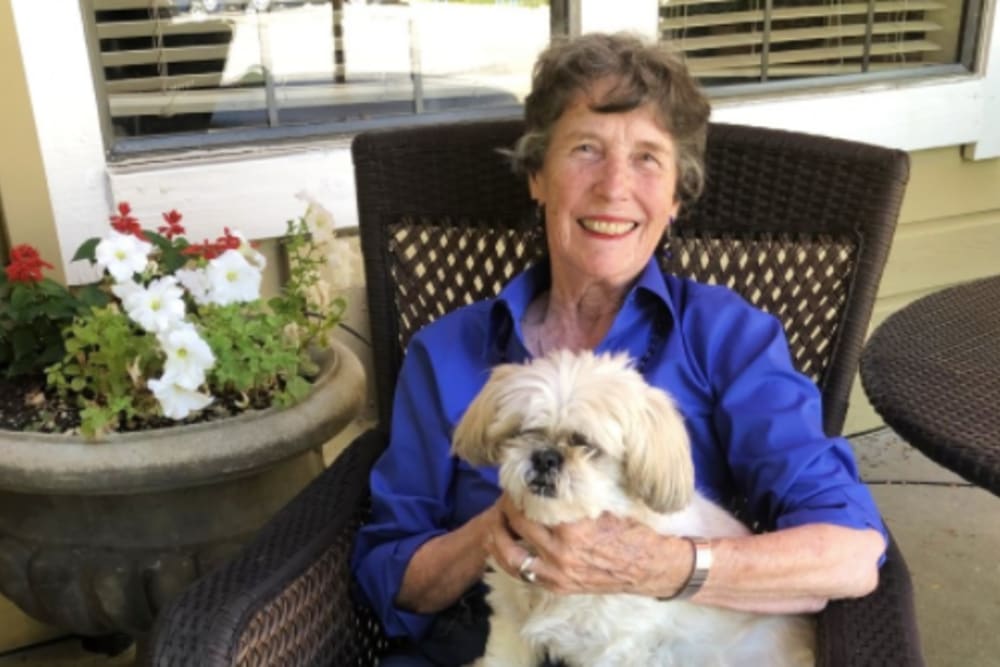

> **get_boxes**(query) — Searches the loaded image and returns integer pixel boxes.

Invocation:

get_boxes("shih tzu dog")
[452,350,815,667]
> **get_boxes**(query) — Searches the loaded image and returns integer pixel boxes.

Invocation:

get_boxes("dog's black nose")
[531,448,563,473]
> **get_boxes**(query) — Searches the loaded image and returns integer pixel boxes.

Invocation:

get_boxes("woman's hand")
[484,494,884,614]
[484,494,693,597]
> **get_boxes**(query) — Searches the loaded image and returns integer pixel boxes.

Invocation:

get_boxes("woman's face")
[529,88,681,292]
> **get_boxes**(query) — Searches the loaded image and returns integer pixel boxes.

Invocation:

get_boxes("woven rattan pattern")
[665,232,853,383]
[861,275,1000,496]
[815,533,921,666]
[234,521,363,666]
[390,221,545,350]
[389,223,853,386]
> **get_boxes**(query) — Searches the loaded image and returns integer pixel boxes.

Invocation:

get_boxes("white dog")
[452,350,815,667]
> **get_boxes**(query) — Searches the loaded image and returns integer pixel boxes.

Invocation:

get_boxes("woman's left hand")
[487,494,692,597]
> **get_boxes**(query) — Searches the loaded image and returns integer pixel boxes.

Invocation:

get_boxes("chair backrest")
[352,119,909,436]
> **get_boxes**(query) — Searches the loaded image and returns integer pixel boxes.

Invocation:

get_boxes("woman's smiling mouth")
[578,218,638,236]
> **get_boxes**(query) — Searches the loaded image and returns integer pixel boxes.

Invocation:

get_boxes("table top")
[860,275,1000,496]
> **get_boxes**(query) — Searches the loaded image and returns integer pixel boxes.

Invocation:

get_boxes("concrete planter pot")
[0,340,364,638]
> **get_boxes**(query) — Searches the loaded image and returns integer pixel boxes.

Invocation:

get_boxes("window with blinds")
[91,0,550,141]
[89,0,977,147]
[659,0,973,83]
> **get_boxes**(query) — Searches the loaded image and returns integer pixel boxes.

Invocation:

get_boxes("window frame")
[10,0,1000,283]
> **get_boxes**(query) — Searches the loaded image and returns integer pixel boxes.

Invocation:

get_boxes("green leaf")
[9,283,32,312]
[39,338,66,368]
[143,230,170,250]
[42,299,75,320]
[37,278,69,297]
[74,285,109,310]
[10,327,36,355]
[72,238,101,263]
[108,394,135,415]
[159,246,188,274]
[284,375,311,403]
[80,405,118,441]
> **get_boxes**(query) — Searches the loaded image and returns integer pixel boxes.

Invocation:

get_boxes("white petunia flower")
[111,280,142,304]
[282,322,303,347]
[304,278,332,311]
[158,324,215,391]
[295,191,336,241]
[95,232,152,283]
[231,230,267,270]
[148,378,213,420]
[119,276,186,334]
[175,267,212,305]
[324,237,360,291]
[205,250,262,305]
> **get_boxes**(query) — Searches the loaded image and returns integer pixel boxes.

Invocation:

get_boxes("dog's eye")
[517,428,547,443]
[568,432,594,449]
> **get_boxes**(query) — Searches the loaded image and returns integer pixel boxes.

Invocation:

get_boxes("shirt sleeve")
[349,340,456,640]
[698,294,888,547]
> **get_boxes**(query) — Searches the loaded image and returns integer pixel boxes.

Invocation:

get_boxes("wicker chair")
[144,119,923,666]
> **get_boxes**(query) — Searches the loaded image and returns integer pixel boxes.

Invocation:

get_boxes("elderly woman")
[352,32,886,666]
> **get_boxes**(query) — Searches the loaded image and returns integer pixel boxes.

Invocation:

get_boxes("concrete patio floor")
[0,427,997,666]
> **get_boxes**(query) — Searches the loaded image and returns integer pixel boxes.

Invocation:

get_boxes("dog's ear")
[451,364,522,466]
[624,385,695,513]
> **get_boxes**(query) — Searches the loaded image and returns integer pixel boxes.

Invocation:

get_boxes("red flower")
[182,228,249,260]
[182,239,224,260]
[158,209,186,239]
[5,244,54,283]
[110,202,145,240]
[218,227,242,251]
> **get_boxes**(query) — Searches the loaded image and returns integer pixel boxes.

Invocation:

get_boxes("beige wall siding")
[0,0,64,283]
[1,3,71,646]
[844,147,1000,434]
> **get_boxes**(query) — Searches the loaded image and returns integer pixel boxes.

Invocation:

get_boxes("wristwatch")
[680,536,712,598]
[660,536,712,600]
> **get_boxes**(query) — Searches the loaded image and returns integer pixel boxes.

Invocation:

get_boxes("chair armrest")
[816,530,924,666]
[142,429,389,667]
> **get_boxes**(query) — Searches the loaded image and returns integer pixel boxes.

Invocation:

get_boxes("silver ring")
[518,554,537,584]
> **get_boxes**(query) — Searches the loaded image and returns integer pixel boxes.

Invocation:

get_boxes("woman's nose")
[594,154,631,199]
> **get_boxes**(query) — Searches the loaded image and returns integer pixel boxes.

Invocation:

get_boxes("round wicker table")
[860,275,1000,496]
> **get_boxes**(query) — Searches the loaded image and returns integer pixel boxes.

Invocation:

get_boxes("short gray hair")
[509,32,711,204]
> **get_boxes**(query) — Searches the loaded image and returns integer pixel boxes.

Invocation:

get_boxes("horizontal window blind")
[94,0,349,134]
[91,0,548,139]
[659,0,955,82]
[89,0,972,144]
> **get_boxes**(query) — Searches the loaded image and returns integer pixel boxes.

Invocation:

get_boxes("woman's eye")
[638,152,661,166]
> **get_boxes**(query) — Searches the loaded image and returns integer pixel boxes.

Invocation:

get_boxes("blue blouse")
[351,257,886,641]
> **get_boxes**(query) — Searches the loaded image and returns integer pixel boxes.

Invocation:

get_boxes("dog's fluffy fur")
[452,350,815,667]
